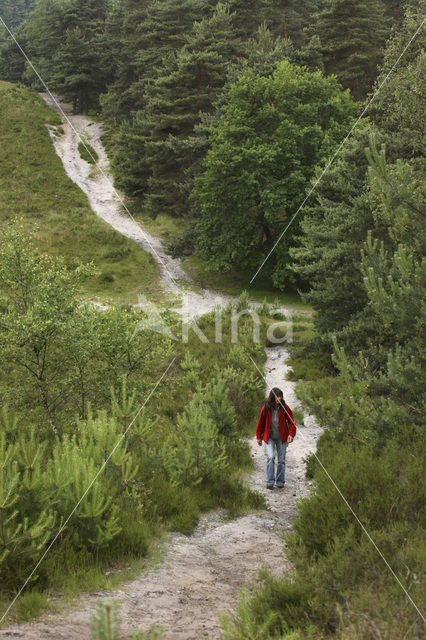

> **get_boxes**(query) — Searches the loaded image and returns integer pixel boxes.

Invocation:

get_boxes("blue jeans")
[265,438,287,486]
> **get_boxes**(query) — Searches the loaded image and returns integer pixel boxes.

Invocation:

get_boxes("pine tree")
[23,0,68,86]
[99,0,151,121]
[0,0,37,29]
[52,25,106,112]
[184,23,295,219]
[230,22,294,79]
[263,0,320,46]
[114,3,242,216]
[290,127,377,342]
[0,430,54,589]
[110,0,215,118]
[371,2,426,156]
[145,3,243,218]
[381,0,403,23]
[0,22,27,82]
[312,0,391,100]
[165,401,229,487]
[90,601,121,640]
[24,0,109,107]
[223,0,273,40]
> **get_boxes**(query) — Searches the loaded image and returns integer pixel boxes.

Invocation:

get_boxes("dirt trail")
[0,97,321,639]
[0,347,321,640]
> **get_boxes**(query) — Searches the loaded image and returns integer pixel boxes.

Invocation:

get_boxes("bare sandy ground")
[0,98,321,639]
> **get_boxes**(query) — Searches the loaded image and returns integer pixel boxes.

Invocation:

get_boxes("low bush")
[164,227,197,258]
[78,140,99,165]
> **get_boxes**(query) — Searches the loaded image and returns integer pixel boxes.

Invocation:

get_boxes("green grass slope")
[0,82,160,302]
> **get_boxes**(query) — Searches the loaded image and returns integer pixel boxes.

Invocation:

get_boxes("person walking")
[256,387,296,489]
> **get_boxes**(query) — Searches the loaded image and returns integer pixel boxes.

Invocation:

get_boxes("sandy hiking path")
[0,347,321,640]
[0,97,321,639]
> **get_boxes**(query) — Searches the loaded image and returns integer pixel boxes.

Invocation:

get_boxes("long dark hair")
[267,387,284,409]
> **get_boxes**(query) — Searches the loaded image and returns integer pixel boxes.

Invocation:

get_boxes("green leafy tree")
[0,222,173,431]
[194,60,357,287]
[174,24,295,227]
[0,223,91,434]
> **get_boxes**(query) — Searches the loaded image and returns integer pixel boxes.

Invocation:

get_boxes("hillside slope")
[0,82,160,301]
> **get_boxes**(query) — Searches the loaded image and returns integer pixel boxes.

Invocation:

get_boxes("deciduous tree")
[194,61,357,287]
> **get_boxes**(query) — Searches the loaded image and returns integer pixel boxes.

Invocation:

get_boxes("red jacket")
[256,403,296,444]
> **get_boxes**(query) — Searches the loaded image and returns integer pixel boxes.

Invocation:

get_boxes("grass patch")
[0,81,161,303]
[183,254,310,310]
[14,591,48,622]
[134,210,192,243]
[78,139,98,164]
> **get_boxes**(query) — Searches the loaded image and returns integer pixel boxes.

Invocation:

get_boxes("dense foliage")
[222,5,426,639]
[0,0,424,635]
[194,61,357,287]
[0,0,401,292]
[0,222,267,609]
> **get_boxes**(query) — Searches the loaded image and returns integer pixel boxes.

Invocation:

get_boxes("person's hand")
[287,435,293,444]
[257,439,263,446]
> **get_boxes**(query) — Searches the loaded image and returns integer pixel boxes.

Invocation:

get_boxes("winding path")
[0,97,322,639]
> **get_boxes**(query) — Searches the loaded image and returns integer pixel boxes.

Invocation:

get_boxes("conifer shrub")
[164,227,197,258]
[0,236,269,606]
[164,401,229,488]
[90,600,120,640]
[0,430,55,589]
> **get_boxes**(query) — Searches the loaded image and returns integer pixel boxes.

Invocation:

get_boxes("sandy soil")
[0,97,321,639]
[0,347,321,640]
